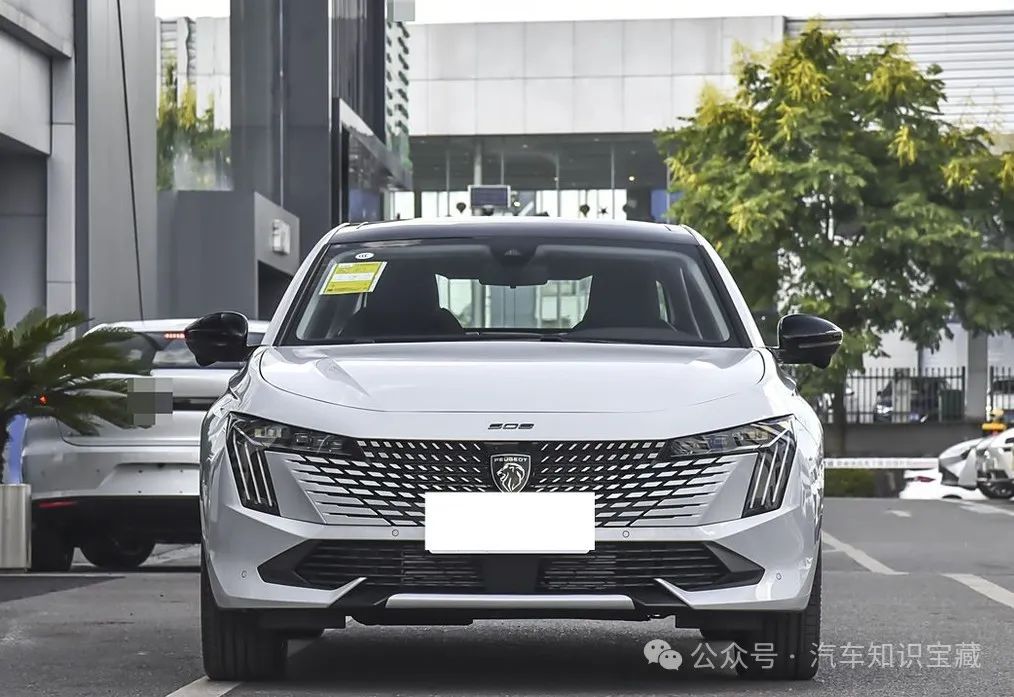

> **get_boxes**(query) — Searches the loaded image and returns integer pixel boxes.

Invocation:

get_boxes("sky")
[156,0,1014,21]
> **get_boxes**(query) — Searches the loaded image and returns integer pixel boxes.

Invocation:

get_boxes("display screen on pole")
[469,185,511,209]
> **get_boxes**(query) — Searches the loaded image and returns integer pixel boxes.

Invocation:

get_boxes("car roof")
[327,217,699,246]
[98,318,271,333]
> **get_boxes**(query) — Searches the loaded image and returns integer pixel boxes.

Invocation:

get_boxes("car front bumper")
[205,491,819,619]
[203,406,822,624]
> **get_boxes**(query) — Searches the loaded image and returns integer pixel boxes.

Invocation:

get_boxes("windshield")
[285,238,740,346]
[119,331,265,370]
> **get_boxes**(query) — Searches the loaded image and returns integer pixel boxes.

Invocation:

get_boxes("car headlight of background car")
[669,417,796,518]
[226,415,796,520]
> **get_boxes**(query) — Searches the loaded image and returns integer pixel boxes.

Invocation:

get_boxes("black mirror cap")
[185,312,250,367]
[776,314,843,369]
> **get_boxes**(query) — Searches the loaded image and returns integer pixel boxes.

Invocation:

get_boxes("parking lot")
[0,497,1010,697]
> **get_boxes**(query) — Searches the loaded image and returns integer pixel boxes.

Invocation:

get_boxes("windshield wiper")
[464,331,545,340]
[539,333,615,344]
[540,333,700,345]
[325,332,547,344]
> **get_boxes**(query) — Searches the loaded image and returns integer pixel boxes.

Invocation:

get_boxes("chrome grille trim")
[284,439,743,527]
[385,594,636,610]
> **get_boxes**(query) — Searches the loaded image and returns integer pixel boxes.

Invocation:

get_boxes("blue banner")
[3,414,27,484]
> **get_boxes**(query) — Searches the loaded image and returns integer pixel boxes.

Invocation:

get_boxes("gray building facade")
[0,0,156,328]
[155,0,412,320]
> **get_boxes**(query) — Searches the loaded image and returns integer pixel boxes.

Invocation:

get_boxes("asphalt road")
[1,497,1013,697]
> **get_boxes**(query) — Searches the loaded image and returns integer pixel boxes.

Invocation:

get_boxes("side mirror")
[185,312,250,367]
[776,314,842,369]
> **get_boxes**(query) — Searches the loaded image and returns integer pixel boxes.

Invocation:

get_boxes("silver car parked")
[21,319,266,571]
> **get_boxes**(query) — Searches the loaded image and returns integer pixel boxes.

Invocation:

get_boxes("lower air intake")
[269,541,761,593]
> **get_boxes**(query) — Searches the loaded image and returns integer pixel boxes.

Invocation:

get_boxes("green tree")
[659,22,1014,432]
[0,297,149,479]
[157,60,230,190]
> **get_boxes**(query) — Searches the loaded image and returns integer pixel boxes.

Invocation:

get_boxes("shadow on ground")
[259,625,827,694]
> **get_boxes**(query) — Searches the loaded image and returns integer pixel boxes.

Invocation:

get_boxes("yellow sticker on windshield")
[320,261,387,295]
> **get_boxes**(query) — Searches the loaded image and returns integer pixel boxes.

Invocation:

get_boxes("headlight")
[668,418,792,458]
[669,418,795,518]
[226,416,356,515]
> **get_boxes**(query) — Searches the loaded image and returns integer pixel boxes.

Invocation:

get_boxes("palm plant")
[0,297,150,480]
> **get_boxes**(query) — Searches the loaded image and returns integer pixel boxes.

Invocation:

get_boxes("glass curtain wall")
[405,134,678,221]
[330,0,412,224]
[156,11,232,191]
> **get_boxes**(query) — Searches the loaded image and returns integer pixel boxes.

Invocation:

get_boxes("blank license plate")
[424,492,595,554]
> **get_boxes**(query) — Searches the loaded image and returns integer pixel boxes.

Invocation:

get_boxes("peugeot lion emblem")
[490,453,531,493]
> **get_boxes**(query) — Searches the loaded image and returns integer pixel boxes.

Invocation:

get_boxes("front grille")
[281,438,742,528]
[530,441,735,526]
[281,440,489,527]
[295,540,484,591]
[286,541,746,592]
[538,543,730,591]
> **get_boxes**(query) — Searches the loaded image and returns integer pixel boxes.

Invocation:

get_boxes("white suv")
[189,219,840,681]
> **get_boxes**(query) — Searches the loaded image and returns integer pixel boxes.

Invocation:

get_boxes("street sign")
[468,184,511,209]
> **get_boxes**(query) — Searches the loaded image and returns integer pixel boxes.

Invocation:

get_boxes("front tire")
[80,535,155,570]
[30,527,73,572]
[201,556,287,681]
[736,554,821,681]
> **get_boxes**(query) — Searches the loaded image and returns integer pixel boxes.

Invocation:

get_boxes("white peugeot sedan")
[187,218,841,681]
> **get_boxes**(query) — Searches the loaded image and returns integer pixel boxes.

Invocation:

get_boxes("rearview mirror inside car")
[185,312,251,367]
[776,314,843,369]
[475,263,550,287]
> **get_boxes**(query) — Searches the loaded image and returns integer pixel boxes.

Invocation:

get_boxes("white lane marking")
[887,509,912,518]
[820,531,905,575]
[957,502,1014,517]
[164,677,238,697]
[945,573,1014,611]
[148,545,201,566]
[161,638,317,696]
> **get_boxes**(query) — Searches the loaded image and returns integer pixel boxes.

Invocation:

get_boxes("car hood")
[257,342,766,414]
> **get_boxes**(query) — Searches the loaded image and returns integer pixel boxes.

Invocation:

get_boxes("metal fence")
[814,367,966,424]
[989,366,1014,412]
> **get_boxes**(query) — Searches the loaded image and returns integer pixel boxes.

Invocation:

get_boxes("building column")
[230,0,281,204]
[78,0,158,324]
[472,141,482,186]
[280,0,330,257]
[47,52,77,321]
[966,331,988,421]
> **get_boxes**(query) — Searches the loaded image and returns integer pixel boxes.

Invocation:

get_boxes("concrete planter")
[0,484,31,571]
